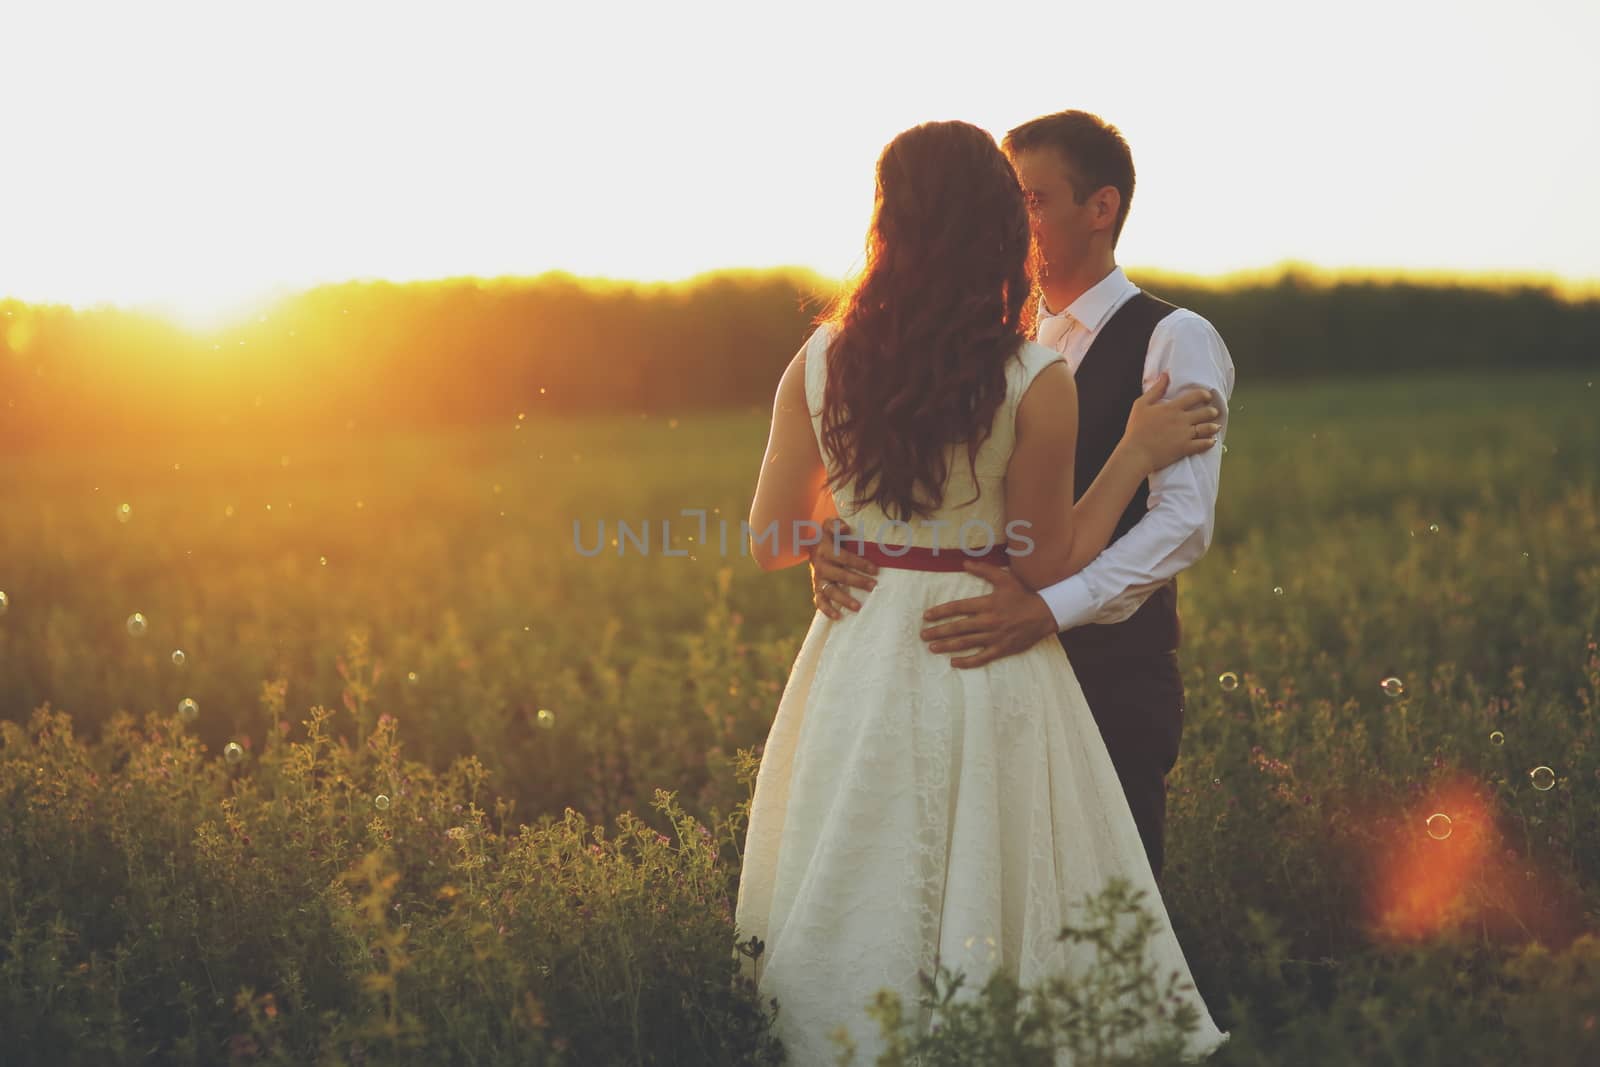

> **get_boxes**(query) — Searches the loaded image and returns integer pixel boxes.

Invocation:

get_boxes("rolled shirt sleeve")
[1037,310,1237,633]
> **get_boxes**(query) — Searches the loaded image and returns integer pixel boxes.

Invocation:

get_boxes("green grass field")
[2,367,1598,1064]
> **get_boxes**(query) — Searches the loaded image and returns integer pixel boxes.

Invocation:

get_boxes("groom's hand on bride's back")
[809,517,880,620]
[919,560,1056,668]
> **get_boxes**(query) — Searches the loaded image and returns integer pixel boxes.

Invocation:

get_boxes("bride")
[735,119,1230,1064]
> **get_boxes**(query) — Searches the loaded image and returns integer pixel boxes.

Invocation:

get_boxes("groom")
[808,110,1236,884]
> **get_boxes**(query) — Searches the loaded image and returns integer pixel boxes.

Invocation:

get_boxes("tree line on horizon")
[2,265,1597,450]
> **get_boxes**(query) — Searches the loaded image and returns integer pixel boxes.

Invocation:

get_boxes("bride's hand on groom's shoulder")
[809,517,879,620]
[1123,371,1221,472]
[919,561,1057,669]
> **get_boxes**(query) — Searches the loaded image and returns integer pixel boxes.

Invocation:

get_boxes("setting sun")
[2,0,1596,323]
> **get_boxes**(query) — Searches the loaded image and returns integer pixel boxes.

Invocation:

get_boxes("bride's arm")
[1048,439,1158,586]
[1046,374,1218,586]
[748,345,832,571]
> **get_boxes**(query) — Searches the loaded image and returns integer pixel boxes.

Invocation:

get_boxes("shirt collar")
[1037,265,1138,334]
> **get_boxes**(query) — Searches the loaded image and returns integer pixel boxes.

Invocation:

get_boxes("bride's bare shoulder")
[1012,340,1068,383]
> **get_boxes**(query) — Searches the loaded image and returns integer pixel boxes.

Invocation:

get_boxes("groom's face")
[1010,146,1094,276]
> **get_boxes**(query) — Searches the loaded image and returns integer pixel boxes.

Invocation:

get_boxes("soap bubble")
[117,503,132,524]
[1380,676,1405,698]
[178,698,199,723]
[961,933,997,963]
[374,794,391,811]
[224,741,244,765]
[1218,671,1240,692]
[407,671,418,684]
[1272,586,1284,596]
[1425,813,1452,840]
[126,612,147,637]
[171,649,186,666]
[536,708,556,729]
[1529,766,1555,791]
[1489,730,1505,746]
[0,591,8,616]
[1428,523,1440,533]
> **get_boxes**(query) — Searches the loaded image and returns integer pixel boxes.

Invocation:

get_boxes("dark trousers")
[1059,644,1185,884]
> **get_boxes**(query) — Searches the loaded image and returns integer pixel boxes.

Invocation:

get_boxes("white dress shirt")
[1031,265,1237,634]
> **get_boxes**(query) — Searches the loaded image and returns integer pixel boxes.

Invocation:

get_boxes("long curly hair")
[817,120,1037,523]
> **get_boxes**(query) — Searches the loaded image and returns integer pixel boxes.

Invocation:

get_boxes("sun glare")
[137,287,296,335]
[1,1,1595,317]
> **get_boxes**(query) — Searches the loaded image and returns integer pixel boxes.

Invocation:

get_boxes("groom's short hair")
[1002,111,1135,247]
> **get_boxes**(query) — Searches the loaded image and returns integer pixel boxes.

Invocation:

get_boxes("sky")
[1,0,1597,329]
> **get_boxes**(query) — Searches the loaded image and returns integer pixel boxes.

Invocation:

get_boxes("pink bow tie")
[1036,310,1079,352]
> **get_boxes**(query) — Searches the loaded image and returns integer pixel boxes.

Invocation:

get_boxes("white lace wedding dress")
[732,323,1230,1065]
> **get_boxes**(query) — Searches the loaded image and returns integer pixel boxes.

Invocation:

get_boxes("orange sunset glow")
[2,1,1598,1060]
[2,0,1597,327]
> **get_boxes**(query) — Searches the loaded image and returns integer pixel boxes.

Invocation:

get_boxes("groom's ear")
[1089,185,1121,232]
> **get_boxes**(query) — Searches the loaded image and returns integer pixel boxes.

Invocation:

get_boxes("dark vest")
[1057,290,1184,666]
